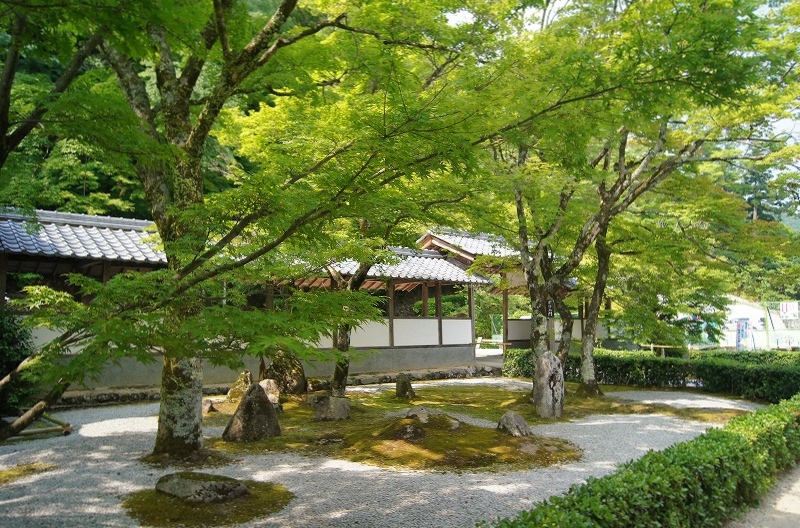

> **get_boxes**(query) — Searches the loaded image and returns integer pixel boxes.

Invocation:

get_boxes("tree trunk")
[0,380,69,442]
[578,227,611,397]
[152,355,204,455]
[554,296,573,367]
[331,324,351,397]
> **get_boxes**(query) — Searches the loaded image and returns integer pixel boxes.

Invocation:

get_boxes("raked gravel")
[0,380,743,528]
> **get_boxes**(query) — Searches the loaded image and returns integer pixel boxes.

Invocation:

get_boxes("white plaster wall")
[442,319,472,345]
[350,320,391,347]
[394,318,438,346]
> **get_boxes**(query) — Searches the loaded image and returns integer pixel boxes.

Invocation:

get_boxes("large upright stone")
[497,411,533,437]
[222,384,281,442]
[533,352,564,418]
[226,370,252,402]
[263,350,307,395]
[395,373,416,399]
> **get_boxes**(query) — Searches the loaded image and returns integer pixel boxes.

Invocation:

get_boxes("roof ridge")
[0,208,154,231]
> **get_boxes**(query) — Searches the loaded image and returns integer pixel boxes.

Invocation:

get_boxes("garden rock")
[497,411,532,437]
[533,351,564,418]
[263,351,307,394]
[222,383,281,442]
[226,370,252,402]
[201,399,217,414]
[395,373,416,399]
[259,378,283,413]
[405,406,443,424]
[156,472,249,504]
[312,394,350,421]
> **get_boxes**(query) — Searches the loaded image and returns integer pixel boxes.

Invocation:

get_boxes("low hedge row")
[695,359,800,403]
[503,348,800,403]
[486,393,800,528]
[690,349,800,366]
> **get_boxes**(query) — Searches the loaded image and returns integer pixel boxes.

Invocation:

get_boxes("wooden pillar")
[468,285,475,346]
[502,289,509,344]
[101,261,112,283]
[436,282,443,346]
[0,253,7,306]
[421,282,429,317]
[388,279,395,347]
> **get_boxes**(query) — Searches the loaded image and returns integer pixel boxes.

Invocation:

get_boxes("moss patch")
[122,479,293,527]
[203,383,747,472]
[141,448,236,469]
[0,462,55,486]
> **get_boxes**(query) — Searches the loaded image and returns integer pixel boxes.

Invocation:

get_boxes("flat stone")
[156,472,249,504]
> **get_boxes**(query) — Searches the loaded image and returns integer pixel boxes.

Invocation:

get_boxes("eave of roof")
[0,209,166,265]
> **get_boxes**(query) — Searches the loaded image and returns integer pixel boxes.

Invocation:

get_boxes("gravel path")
[0,381,740,528]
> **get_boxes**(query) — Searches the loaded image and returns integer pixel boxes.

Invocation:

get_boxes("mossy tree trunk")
[329,261,372,397]
[579,225,611,398]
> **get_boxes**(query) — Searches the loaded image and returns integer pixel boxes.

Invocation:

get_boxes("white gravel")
[0,380,735,528]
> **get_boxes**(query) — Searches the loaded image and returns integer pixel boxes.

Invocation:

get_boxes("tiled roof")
[0,210,488,285]
[0,209,166,264]
[420,230,517,258]
[336,247,490,284]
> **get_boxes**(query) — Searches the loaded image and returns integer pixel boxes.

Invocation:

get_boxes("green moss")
[122,478,294,527]
[0,462,55,487]
[141,448,237,469]
[204,383,746,472]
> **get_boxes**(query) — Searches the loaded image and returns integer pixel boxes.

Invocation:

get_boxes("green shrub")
[690,350,800,366]
[502,348,533,378]
[694,359,800,403]
[487,394,800,528]
[0,308,36,412]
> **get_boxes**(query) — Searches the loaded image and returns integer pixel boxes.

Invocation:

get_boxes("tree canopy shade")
[469,0,799,407]
[2,0,799,445]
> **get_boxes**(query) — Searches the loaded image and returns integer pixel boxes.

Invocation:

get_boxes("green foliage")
[564,352,694,388]
[563,348,800,403]
[694,359,800,404]
[0,308,37,411]
[502,348,534,378]
[488,393,800,528]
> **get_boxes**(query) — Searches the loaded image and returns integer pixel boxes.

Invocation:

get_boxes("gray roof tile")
[0,209,166,265]
[0,210,490,285]
[336,247,490,285]
[419,229,517,258]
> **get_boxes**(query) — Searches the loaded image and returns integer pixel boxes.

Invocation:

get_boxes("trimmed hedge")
[564,353,693,388]
[486,394,800,528]
[694,359,800,403]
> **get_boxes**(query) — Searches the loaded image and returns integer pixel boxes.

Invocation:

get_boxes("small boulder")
[311,394,350,421]
[222,383,281,442]
[395,373,416,399]
[404,406,444,424]
[156,472,249,504]
[202,399,217,414]
[259,378,283,413]
[497,411,533,437]
[226,370,252,402]
[263,351,307,394]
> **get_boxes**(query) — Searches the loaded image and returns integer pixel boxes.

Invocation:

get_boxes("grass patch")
[0,462,55,486]
[122,479,293,527]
